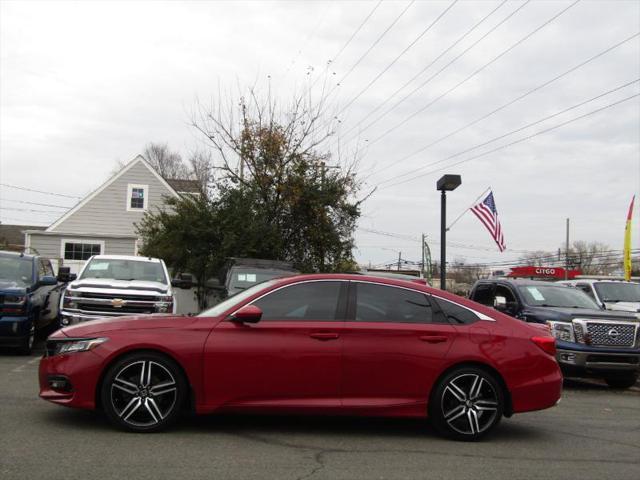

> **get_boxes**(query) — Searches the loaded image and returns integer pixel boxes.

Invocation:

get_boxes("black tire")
[604,375,638,389]
[100,352,187,432]
[17,321,35,356]
[429,366,504,441]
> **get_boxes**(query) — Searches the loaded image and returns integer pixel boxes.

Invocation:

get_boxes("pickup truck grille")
[575,321,638,348]
[78,303,156,315]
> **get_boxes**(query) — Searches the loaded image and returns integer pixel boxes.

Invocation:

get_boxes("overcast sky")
[1,0,639,268]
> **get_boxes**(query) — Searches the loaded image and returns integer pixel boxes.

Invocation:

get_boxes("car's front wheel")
[101,352,187,432]
[429,366,504,441]
[17,321,35,356]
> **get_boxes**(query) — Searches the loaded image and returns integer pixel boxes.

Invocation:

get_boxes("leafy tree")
[138,86,364,300]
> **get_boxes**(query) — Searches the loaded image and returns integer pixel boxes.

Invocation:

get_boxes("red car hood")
[59,314,199,337]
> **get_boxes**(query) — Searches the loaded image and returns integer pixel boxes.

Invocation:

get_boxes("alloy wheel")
[110,360,178,428]
[440,373,499,436]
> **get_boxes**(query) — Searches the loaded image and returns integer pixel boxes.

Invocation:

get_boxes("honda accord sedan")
[39,274,562,440]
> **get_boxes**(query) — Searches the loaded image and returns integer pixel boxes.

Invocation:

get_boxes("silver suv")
[558,279,640,315]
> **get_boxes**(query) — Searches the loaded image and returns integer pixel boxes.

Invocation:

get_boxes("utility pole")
[421,233,426,278]
[397,251,402,271]
[565,218,570,280]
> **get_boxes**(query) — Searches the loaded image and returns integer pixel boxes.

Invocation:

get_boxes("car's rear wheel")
[429,366,504,441]
[604,374,638,389]
[101,352,186,432]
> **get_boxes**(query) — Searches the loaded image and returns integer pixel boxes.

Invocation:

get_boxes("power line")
[332,0,415,91]
[334,0,458,118]
[365,0,581,148]
[337,0,514,146]
[0,198,72,209]
[305,0,384,94]
[381,92,640,189]
[0,183,82,199]
[366,31,640,180]
[0,206,66,214]
[377,78,640,186]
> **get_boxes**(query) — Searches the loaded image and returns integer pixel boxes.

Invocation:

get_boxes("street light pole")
[436,174,462,291]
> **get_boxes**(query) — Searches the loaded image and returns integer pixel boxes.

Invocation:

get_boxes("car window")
[433,297,480,325]
[253,281,343,321]
[495,285,517,303]
[198,280,279,317]
[354,283,433,324]
[593,282,640,303]
[576,283,595,299]
[517,285,600,309]
[38,259,48,278]
[472,283,494,306]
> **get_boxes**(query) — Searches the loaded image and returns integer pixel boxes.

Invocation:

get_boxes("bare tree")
[143,143,189,180]
[187,149,214,194]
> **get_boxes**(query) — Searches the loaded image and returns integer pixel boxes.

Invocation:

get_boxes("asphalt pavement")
[1,342,638,480]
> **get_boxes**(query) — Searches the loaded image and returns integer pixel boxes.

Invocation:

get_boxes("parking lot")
[1,343,638,480]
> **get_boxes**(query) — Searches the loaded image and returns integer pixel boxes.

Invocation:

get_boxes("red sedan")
[39,274,561,440]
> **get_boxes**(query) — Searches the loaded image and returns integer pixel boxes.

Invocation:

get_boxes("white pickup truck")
[59,255,191,325]
[558,279,640,315]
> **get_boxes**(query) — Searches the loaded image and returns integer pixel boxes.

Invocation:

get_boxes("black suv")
[0,251,66,354]
[469,278,640,389]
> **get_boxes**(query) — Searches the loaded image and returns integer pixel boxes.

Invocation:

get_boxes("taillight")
[531,336,557,356]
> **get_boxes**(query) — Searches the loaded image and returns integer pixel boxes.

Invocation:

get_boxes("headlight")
[62,292,78,308]
[154,295,174,313]
[4,295,26,304]
[48,337,108,356]
[547,321,575,343]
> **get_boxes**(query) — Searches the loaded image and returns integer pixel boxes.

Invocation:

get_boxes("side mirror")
[206,278,226,291]
[40,275,58,286]
[230,305,262,324]
[493,296,508,311]
[57,266,73,283]
[171,273,194,289]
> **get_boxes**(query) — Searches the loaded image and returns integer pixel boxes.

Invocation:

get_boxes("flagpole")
[446,186,491,231]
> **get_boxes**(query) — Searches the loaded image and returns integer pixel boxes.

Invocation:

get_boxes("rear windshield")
[227,267,295,293]
[594,282,640,303]
[518,285,600,309]
[80,258,167,284]
[0,256,34,286]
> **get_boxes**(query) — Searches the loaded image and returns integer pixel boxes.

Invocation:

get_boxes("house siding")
[28,233,136,273]
[49,158,176,236]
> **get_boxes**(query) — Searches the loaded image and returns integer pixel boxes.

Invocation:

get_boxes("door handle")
[419,335,448,344]
[310,332,340,340]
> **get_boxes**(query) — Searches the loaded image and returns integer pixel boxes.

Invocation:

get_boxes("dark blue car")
[0,251,63,354]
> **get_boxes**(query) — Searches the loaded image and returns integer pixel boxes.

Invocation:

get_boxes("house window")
[127,184,148,211]
[63,242,102,261]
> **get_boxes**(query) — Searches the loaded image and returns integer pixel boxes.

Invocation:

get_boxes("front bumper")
[59,310,116,326]
[39,349,105,409]
[556,342,640,376]
[0,315,31,346]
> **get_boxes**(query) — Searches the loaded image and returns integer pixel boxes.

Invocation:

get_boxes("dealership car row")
[1,247,639,440]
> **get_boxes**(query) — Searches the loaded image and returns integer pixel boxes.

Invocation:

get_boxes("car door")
[203,280,347,410]
[341,281,456,410]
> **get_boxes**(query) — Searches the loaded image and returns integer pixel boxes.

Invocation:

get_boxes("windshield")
[594,282,640,303]
[227,267,295,293]
[0,256,34,286]
[80,258,167,283]
[518,285,601,309]
[198,280,278,317]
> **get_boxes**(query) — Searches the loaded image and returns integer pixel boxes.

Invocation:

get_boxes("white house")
[25,155,198,273]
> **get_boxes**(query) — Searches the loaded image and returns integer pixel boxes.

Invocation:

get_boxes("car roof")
[476,278,565,287]
[0,250,36,260]
[90,255,163,263]
[271,273,431,290]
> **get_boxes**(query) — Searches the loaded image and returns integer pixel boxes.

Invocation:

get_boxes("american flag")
[470,191,506,252]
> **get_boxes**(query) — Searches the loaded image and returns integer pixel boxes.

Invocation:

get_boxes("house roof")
[0,224,46,248]
[166,178,201,194]
[46,155,180,232]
